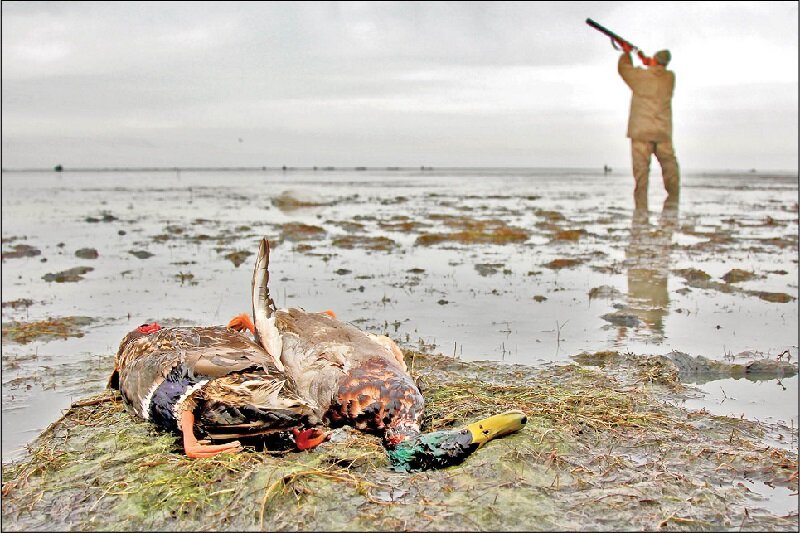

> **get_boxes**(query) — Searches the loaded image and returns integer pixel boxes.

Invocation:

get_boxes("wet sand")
[2,167,798,466]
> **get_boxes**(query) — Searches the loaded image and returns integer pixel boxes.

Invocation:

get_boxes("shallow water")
[2,167,798,462]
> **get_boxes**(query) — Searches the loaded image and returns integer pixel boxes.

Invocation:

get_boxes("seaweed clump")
[1,244,42,260]
[331,235,397,251]
[2,316,94,344]
[221,249,252,267]
[416,215,528,246]
[280,223,327,241]
[271,191,329,211]
[42,266,94,282]
[673,268,796,304]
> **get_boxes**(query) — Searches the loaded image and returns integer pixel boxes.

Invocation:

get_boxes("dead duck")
[228,238,526,471]
[109,322,327,458]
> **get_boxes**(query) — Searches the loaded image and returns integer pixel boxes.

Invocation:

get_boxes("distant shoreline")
[1,165,797,176]
[2,165,438,173]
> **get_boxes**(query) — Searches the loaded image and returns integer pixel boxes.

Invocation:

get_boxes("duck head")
[108,322,162,390]
[385,410,527,472]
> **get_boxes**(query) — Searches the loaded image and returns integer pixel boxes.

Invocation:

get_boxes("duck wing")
[275,309,423,433]
[249,237,422,432]
[116,326,318,438]
[186,326,284,379]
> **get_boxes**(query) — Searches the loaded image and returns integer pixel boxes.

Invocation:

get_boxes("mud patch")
[42,266,94,283]
[129,250,155,259]
[474,263,508,276]
[588,285,623,300]
[574,350,798,384]
[84,211,118,223]
[174,272,196,285]
[1,244,42,260]
[673,270,795,303]
[74,248,99,260]
[2,298,35,309]
[600,311,640,328]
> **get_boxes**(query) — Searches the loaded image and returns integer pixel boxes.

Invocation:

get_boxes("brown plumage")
[109,324,326,458]
[230,238,526,472]
[241,238,425,446]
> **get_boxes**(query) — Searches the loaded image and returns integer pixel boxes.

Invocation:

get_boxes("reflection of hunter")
[586,18,681,210]
[623,204,679,340]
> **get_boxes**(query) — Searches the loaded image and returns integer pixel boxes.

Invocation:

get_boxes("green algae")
[2,298,34,309]
[271,191,329,211]
[2,350,797,531]
[221,249,252,268]
[2,316,95,344]
[74,248,99,260]
[552,229,587,241]
[41,266,94,282]
[672,269,796,304]
[377,218,428,233]
[673,268,712,282]
[279,223,327,241]
[534,209,566,222]
[1,244,42,260]
[415,216,529,246]
[129,250,155,260]
[722,268,758,284]
[543,258,583,270]
[331,235,397,251]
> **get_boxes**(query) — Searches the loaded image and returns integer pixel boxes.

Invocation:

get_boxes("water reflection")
[619,200,680,341]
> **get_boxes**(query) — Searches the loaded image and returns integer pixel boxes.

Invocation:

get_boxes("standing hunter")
[617,42,680,210]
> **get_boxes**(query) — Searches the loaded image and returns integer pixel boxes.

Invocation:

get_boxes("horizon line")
[2,165,798,175]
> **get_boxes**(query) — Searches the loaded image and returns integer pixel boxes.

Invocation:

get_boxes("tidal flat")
[1,167,798,526]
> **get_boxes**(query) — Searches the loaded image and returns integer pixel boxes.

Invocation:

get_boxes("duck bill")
[387,410,527,472]
[465,410,527,447]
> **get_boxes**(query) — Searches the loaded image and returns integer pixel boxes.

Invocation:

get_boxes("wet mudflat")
[2,167,798,527]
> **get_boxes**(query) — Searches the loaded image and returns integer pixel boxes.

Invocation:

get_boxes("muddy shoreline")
[2,168,798,526]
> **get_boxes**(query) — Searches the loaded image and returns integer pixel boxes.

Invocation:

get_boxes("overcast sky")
[2,1,797,171]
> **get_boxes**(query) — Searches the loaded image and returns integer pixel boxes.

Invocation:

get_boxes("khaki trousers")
[631,140,680,209]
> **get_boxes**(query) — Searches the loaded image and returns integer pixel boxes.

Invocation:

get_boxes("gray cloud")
[2,1,797,170]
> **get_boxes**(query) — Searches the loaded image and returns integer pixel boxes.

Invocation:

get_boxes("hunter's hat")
[654,50,671,66]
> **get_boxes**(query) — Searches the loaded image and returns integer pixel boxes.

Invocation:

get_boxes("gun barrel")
[585,18,636,50]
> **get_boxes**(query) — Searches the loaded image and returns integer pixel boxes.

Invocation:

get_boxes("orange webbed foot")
[180,410,243,458]
[322,309,336,319]
[292,427,330,450]
[228,313,256,334]
[184,439,243,459]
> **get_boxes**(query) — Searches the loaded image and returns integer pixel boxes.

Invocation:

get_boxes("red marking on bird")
[137,323,162,334]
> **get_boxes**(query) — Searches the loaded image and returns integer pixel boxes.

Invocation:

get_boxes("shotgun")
[586,18,655,66]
